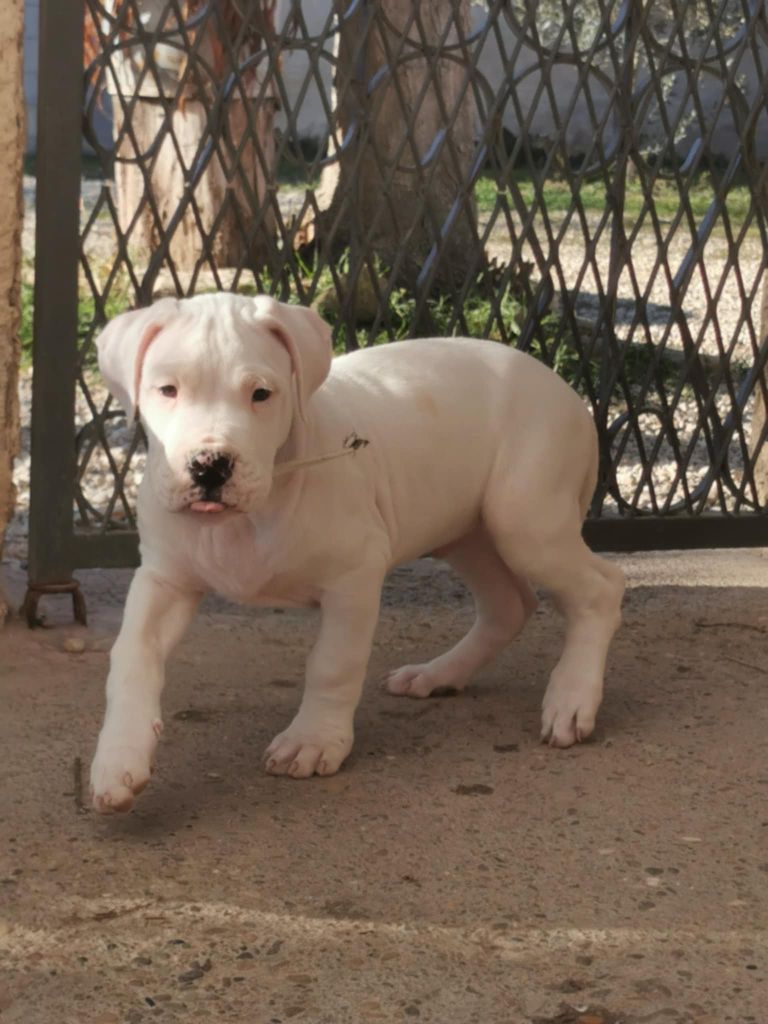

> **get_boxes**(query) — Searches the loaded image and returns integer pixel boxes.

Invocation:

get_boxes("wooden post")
[0,0,23,624]
[99,0,278,272]
[113,95,276,271]
[312,0,480,291]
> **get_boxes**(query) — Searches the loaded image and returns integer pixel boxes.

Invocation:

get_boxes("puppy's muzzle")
[187,450,235,493]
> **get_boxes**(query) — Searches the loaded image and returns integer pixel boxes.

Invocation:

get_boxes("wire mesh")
[41,0,768,560]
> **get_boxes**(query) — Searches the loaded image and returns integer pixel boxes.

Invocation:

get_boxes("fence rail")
[25,0,768,617]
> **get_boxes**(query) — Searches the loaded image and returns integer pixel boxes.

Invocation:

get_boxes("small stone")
[178,966,205,984]
[63,637,86,653]
[559,977,585,992]
[89,637,113,651]
[173,708,211,722]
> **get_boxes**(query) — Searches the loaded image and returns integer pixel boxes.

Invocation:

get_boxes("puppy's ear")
[95,299,179,421]
[251,296,333,422]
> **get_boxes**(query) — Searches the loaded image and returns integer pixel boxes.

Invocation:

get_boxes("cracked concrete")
[0,549,767,1023]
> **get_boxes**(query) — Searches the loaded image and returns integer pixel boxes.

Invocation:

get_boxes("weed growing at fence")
[19,241,718,410]
[19,264,133,369]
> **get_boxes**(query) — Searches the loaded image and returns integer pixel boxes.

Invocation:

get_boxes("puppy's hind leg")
[385,526,537,699]
[486,501,624,748]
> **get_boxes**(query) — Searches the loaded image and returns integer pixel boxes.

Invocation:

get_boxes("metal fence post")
[751,274,768,505]
[23,0,86,624]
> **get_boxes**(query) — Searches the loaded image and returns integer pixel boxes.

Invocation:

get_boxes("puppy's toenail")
[123,772,133,788]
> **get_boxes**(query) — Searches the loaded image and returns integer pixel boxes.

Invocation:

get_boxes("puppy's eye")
[159,385,178,398]
[252,387,272,403]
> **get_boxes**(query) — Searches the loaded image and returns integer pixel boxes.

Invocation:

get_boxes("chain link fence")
[25,0,768,607]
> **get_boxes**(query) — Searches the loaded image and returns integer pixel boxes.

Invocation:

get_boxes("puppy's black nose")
[188,451,234,491]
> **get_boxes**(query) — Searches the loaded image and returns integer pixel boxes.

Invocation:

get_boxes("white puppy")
[89,292,624,813]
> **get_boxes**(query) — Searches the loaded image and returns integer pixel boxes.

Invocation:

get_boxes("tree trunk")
[113,96,276,272]
[0,0,23,624]
[313,0,480,291]
[102,0,278,273]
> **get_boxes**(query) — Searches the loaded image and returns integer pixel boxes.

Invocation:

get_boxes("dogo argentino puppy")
[90,292,624,813]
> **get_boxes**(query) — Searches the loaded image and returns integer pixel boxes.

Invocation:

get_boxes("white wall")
[23,0,768,162]
[23,0,38,152]
[271,0,768,163]
[24,0,112,155]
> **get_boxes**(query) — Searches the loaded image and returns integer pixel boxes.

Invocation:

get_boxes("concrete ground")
[0,549,767,1024]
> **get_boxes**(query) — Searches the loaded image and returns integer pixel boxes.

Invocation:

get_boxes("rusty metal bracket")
[21,580,88,629]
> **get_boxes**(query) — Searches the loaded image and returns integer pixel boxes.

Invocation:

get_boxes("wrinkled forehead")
[143,303,291,382]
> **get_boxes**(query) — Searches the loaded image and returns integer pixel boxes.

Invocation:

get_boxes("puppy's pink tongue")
[189,501,226,513]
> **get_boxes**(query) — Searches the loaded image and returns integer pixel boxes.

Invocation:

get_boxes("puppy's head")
[96,293,332,516]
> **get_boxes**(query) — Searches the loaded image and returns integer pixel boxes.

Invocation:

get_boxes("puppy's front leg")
[90,569,201,813]
[265,568,384,779]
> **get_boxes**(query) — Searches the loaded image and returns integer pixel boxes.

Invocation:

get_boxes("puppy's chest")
[189,529,320,608]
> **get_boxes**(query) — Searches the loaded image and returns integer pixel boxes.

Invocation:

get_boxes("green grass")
[474,170,754,226]
[19,272,133,368]
[304,268,688,399]
[26,151,753,226]
[21,158,744,395]
[19,267,696,403]
[273,162,755,230]
[17,246,691,402]
[19,280,34,365]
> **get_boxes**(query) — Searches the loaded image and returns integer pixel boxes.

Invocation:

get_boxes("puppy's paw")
[385,662,466,699]
[264,724,353,779]
[540,675,601,748]
[90,721,161,813]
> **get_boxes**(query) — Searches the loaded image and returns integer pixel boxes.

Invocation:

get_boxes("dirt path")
[1,550,767,1023]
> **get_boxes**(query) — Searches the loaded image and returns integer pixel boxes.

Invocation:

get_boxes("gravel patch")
[485,209,765,365]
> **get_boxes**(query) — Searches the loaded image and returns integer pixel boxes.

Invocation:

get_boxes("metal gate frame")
[23,0,768,623]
